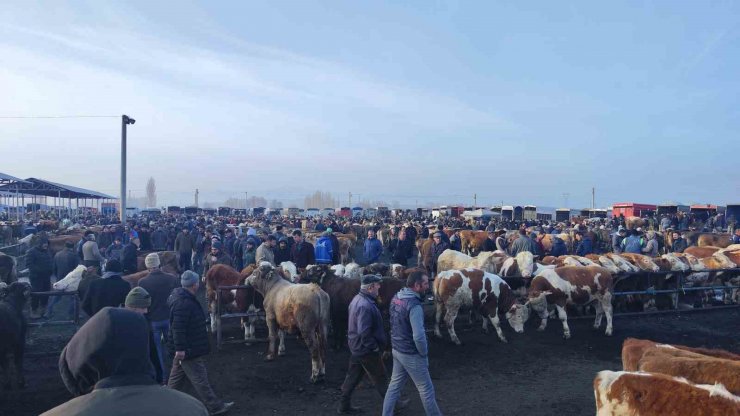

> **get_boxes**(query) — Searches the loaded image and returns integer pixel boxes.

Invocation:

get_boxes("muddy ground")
[3,298,738,416]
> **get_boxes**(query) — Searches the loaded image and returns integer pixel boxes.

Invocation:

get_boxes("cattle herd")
[1,212,739,414]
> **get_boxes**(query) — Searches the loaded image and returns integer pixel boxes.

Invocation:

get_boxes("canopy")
[0,177,114,199]
[0,172,30,185]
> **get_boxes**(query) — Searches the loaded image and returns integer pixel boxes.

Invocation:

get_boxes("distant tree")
[145,177,157,208]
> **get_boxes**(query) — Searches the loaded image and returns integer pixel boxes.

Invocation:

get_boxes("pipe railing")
[214,284,265,350]
[27,290,80,328]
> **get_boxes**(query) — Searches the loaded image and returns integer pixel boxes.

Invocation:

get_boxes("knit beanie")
[125,287,151,309]
[181,270,199,287]
[144,253,160,269]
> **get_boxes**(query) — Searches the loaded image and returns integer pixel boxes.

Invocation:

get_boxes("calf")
[245,263,329,383]
[0,282,31,389]
[527,266,614,339]
[594,370,740,416]
[433,268,528,344]
[622,338,740,371]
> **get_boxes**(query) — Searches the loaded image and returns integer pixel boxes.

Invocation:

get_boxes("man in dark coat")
[53,241,80,282]
[671,231,688,253]
[508,229,536,256]
[482,231,497,252]
[290,230,315,269]
[27,239,53,318]
[391,229,414,266]
[327,228,341,265]
[430,232,450,275]
[44,306,207,416]
[274,237,292,265]
[151,227,168,251]
[81,260,131,317]
[168,271,234,415]
[575,232,593,256]
[121,240,139,275]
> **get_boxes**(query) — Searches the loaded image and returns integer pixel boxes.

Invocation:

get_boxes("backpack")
[315,236,333,264]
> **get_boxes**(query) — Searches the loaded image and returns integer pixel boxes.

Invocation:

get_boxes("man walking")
[81,260,131,317]
[138,253,178,383]
[338,275,394,414]
[175,228,194,271]
[27,238,54,318]
[383,271,441,416]
[168,271,234,415]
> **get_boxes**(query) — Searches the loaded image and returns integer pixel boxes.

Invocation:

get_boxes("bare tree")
[145,177,157,208]
[304,191,339,209]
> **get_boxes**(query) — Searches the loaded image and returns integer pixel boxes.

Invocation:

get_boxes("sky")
[1,1,738,209]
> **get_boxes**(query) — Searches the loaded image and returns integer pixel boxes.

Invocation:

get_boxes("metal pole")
[120,115,127,223]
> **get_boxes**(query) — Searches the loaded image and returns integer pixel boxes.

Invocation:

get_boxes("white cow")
[52,265,87,291]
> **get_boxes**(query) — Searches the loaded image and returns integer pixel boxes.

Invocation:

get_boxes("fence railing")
[27,290,80,328]
[214,284,266,350]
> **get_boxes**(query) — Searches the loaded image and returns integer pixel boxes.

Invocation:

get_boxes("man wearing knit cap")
[203,240,232,275]
[138,253,178,383]
[124,287,164,385]
[168,271,234,415]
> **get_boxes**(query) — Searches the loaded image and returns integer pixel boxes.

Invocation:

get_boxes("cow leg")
[488,313,507,343]
[534,303,548,331]
[265,318,278,361]
[593,300,604,330]
[555,304,571,339]
[303,331,321,383]
[433,301,445,339]
[602,293,614,336]
[210,311,217,333]
[278,330,286,356]
[444,306,461,345]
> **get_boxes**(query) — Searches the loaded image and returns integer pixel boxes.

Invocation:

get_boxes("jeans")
[178,252,192,271]
[340,352,388,404]
[168,356,224,413]
[151,320,169,382]
[29,274,51,310]
[382,350,441,416]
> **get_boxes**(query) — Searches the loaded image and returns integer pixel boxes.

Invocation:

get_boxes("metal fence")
[214,284,266,350]
[27,290,81,328]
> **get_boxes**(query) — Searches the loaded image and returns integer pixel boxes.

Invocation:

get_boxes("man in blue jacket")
[364,229,383,265]
[575,231,593,256]
[383,271,441,416]
[338,274,393,414]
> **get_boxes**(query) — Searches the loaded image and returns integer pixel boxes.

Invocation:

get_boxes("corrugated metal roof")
[0,177,115,199]
[0,172,30,184]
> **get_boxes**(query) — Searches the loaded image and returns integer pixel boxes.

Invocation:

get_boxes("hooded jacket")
[389,288,427,357]
[167,287,210,360]
[347,290,386,357]
[274,238,292,265]
[45,307,206,416]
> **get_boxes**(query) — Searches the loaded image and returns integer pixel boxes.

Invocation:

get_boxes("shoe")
[211,401,234,415]
[337,403,362,414]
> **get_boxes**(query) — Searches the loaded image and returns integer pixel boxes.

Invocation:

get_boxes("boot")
[337,398,362,414]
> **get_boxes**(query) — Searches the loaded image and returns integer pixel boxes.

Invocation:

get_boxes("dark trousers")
[168,356,223,413]
[340,352,388,404]
[29,273,50,309]
[178,252,192,271]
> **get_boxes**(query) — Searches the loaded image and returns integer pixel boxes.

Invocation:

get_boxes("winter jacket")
[255,242,275,266]
[575,237,593,256]
[671,238,688,253]
[391,238,414,265]
[642,238,659,256]
[139,231,152,251]
[105,243,124,261]
[431,241,449,274]
[97,232,113,250]
[46,307,206,416]
[223,235,236,257]
[53,248,80,280]
[509,235,536,256]
[138,269,179,322]
[151,230,168,251]
[291,241,315,269]
[27,245,53,279]
[82,241,104,264]
[81,272,131,317]
[389,287,427,357]
[611,234,624,254]
[550,237,567,257]
[121,243,139,274]
[167,287,210,360]
[314,236,333,265]
[622,235,643,254]
[204,251,232,275]
[449,235,462,252]
[174,232,194,254]
[329,233,341,265]
[364,237,383,264]
[274,238,292,265]
[347,291,387,357]
[482,238,496,252]
[242,246,257,267]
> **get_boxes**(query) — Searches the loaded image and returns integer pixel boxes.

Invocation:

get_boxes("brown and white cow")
[204,264,260,337]
[618,253,660,272]
[605,253,641,273]
[621,338,740,372]
[436,249,499,274]
[527,266,614,339]
[697,233,732,248]
[684,246,722,259]
[584,254,621,275]
[594,370,740,416]
[433,268,528,344]
[245,263,330,383]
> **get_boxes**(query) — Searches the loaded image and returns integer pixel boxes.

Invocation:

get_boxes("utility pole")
[195,189,199,207]
[120,115,135,222]
[591,187,595,210]
[474,193,477,208]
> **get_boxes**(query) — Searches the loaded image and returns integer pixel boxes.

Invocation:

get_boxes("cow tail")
[316,289,329,351]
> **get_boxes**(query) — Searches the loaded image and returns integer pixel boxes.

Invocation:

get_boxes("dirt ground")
[2,298,738,416]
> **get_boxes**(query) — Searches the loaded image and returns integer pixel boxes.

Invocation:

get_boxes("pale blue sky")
[1,1,738,208]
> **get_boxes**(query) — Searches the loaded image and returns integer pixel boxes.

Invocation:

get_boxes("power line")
[0,115,119,119]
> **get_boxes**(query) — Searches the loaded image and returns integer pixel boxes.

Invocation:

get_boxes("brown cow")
[684,246,721,258]
[527,266,614,339]
[458,230,488,256]
[621,338,740,371]
[697,233,732,248]
[245,263,329,383]
[636,347,740,395]
[594,370,740,416]
[433,268,528,344]
[203,264,263,341]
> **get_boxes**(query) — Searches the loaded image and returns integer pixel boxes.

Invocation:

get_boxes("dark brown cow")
[697,233,732,248]
[433,268,528,344]
[636,347,740,395]
[527,266,614,339]
[684,246,721,258]
[622,338,740,371]
[594,370,740,416]
[458,230,488,256]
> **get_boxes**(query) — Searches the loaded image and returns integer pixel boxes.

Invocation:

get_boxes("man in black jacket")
[430,232,449,276]
[121,240,139,275]
[81,260,131,317]
[290,230,315,269]
[137,253,178,383]
[390,229,414,266]
[47,241,80,319]
[27,239,53,318]
[168,271,234,415]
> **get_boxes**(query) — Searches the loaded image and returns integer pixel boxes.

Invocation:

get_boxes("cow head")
[53,265,87,292]
[390,264,405,279]
[505,303,529,333]
[246,262,281,294]
[0,281,31,310]
[596,256,620,274]
[660,254,690,272]
[344,262,362,279]
[305,264,334,285]
[515,251,534,277]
